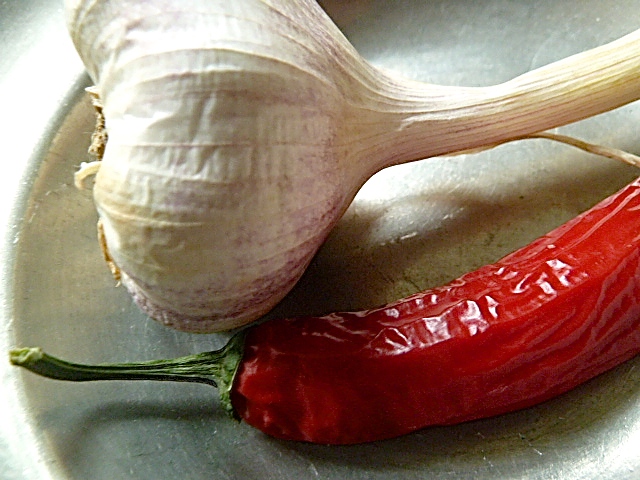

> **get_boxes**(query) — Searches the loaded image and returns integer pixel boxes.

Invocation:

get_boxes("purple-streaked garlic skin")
[66,0,640,332]
[91,65,355,331]
[68,0,370,332]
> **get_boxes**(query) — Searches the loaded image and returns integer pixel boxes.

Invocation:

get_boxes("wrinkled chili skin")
[231,178,640,445]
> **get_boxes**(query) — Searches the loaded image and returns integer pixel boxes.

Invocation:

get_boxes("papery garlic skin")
[67,0,367,331]
[65,0,640,332]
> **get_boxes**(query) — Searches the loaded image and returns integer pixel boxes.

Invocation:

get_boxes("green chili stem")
[8,332,246,418]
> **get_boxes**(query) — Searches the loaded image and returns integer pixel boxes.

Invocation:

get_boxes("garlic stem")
[354,28,640,175]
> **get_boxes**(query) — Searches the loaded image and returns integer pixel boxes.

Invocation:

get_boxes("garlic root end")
[74,86,106,190]
[74,160,102,189]
[97,219,121,284]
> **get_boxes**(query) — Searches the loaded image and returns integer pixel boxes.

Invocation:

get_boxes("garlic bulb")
[65,0,640,332]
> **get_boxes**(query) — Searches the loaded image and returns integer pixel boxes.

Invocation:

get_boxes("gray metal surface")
[1,1,640,479]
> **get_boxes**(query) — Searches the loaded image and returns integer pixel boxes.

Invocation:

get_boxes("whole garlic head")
[66,0,640,332]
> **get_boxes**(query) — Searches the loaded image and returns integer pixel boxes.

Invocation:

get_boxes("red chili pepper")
[10,176,640,444]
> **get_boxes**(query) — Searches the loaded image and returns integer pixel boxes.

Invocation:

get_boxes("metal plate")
[2,1,640,479]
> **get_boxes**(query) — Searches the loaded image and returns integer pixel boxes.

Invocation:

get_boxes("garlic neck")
[344,27,640,177]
